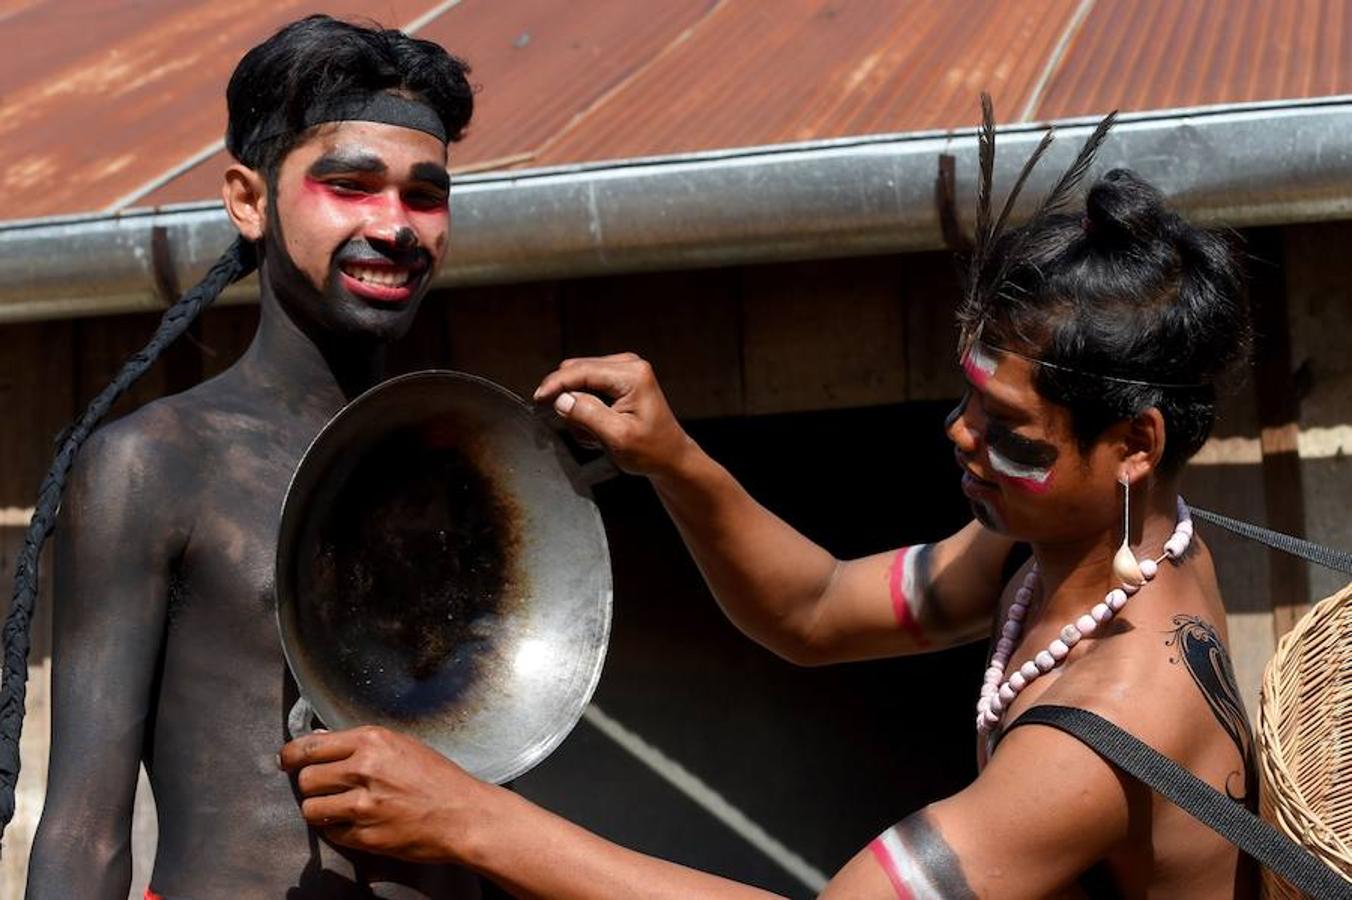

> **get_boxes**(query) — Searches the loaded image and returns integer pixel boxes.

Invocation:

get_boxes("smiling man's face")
[263,119,451,342]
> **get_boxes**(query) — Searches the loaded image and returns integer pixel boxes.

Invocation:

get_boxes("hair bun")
[1084,168,1170,245]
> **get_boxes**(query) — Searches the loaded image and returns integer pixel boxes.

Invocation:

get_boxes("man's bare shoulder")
[77,394,209,485]
[1031,586,1249,769]
[64,382,255,533]
[78,374,271,475]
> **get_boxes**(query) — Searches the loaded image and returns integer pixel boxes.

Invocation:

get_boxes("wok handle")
[579,455,620,487]
[287,696,319,739]
[533,404,621,487]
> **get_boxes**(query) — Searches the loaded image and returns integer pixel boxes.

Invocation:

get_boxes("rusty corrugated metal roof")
[0,0,435,218]
[529,0,1085,165]
[4,0,1351,221]
[1036,0,1352,119]
[141,0,721,206]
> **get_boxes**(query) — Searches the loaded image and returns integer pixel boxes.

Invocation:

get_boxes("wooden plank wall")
[0,321,70,895]
[1283,221,1352,606]
[439,250,1276,716]
[0,241,1295,893]
[444,252,965,414]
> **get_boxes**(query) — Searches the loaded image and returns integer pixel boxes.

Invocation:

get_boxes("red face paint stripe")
[961,345,998,388]
[869,836,916,900]
[1004,475,1053,494]
[887,546,929,647]
[986,444,1054,494]
[302,177,446,216]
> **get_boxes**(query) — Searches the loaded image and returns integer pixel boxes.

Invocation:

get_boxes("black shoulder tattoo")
[1164,615,1256,804]
[869,810,977,898]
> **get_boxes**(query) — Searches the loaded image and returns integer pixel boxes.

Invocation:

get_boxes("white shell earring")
[978,485,1194,734]
[1112,472,1145,586]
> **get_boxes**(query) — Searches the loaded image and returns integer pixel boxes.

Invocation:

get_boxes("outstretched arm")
[824,722,1134,898]
[283,718,1131,899]
[534,354,1015,664]
[26,425,182,899]
[281,727,784,899]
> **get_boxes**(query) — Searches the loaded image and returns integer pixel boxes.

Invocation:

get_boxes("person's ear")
[223,164,268,241]
[1121,407,1166,485]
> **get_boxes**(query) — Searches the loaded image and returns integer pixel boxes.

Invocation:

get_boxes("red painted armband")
[887,545,931,647]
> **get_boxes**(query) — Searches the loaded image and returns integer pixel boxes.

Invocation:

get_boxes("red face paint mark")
[302,177,447,218]
[987,443,1054,494]
[303,175,369,202]
[996,473,1053,494]
[961,344,998,388]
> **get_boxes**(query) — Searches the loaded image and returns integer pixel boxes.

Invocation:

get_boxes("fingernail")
[554,392,576,415]
[274,753,282,769]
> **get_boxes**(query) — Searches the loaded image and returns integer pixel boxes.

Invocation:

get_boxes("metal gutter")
[2,97,1350,324]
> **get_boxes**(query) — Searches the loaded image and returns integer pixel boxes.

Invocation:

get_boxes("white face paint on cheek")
[987,443,1054,493]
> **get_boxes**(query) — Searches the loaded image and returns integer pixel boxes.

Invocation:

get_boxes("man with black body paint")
[25,17,486,899]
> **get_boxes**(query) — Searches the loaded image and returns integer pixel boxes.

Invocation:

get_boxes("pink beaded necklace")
[976,495,1193,734]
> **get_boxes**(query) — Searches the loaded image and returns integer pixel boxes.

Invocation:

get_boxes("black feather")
[976,111,1116,331]
[972,92,997,264]
[992,128,1055,241]
[1032,109,1117,220]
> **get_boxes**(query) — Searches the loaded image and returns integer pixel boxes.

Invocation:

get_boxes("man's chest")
[171,445,301,620]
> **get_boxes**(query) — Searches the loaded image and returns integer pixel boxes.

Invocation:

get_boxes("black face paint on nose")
[393,227,416,250]
[944,391,970,432]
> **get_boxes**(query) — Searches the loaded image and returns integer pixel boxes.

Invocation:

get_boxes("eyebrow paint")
[307,151,389,179]
[987,443,1053,493]
[887,545,931,647]
[410,161,451,192]
[961,343,999,388]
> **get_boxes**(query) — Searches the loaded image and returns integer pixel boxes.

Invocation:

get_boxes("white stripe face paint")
[987,443,1054,493]
[959,342,1056,494]
[960,343,999,388]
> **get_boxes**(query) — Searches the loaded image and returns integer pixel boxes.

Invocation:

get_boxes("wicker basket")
[1259,581,1352,898]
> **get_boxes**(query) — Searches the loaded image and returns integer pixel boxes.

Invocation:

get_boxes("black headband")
[250,91,448,148]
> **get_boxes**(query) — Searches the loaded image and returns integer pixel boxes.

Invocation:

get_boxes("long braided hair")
[0,14,472,843]
[0,239,256,834]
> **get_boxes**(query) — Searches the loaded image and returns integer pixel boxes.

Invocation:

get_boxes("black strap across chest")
[1006,705,1352,900]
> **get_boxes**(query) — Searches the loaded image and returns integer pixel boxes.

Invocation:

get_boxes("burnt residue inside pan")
[296,420,522,723]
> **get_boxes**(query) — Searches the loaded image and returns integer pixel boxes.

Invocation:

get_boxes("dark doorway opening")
[514,400,987,898]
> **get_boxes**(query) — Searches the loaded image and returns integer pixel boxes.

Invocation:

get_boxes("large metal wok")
[275,370,612,784]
